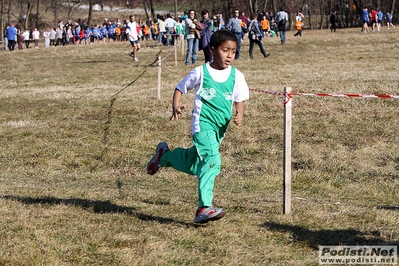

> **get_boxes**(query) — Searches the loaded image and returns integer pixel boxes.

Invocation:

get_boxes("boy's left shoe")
[147,142,169,175]
[194,207,225,224]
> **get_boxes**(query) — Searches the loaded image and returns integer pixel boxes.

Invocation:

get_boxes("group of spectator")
[3,8,283,56]
[3,23,41,51]
[3,18,131,51]
[360,7,395,33]
[9,6,395,63]
[163,9,288,64]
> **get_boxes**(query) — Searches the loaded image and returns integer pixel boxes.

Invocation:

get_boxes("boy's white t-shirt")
[176,63,249,136]
[126,21,138,41]
[176,63,249,103]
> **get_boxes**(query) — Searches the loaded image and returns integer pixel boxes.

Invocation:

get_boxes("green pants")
[160,130,221,207]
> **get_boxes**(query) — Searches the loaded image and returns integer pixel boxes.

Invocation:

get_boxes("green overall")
[160,65,236,207]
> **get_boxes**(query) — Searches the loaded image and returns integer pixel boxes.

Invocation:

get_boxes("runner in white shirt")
[126,15,140,61]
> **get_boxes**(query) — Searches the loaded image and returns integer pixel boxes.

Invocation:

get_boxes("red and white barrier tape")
[250,88,399,99]
[293,92,399,99]
[249,88,285,96]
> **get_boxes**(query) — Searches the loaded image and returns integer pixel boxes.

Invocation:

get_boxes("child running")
[146,30,250,224]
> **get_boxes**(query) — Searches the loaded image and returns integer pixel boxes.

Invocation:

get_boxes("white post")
[283,87,292,214]
[157,56,161,100]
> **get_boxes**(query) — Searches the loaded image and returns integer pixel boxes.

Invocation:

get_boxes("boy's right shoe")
[147,142,169,175]
[194,207,225,224]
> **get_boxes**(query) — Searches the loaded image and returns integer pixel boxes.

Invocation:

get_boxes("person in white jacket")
[43,28,50,47]
[32,28,40,48]
[126,15,140,61]
[22,29,30,49]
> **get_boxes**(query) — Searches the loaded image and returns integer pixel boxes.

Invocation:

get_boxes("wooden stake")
[283,87,292,214]
[157,56,161,100]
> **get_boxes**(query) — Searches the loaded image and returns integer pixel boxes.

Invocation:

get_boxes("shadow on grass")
[377,205,399,211]
[80,60,113,63]
[2,195,197,227]
[262,222,399,250]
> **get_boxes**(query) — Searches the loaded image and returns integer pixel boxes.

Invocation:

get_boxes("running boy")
[146,30,250,224]
[127,14,140,61]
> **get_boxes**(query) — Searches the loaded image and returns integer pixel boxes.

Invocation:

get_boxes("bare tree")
[391,0,396,15]
[87,0,93,26]
[35,0,39,28]
[270,0,276,16]
[25,0,34,29]
[143,0,155,20]
[1,0,4,43]
[49,0,62,25]
[245,0,272,15]
[14,0,34,29]
[7,0,10,23]
[65,0,82,20]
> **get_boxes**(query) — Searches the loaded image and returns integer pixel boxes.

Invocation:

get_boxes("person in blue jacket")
[6,23,17,51]
[361,7,369,33]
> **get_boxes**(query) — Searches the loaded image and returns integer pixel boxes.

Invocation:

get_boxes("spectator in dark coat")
[330,10,338,32]
[200,10,213,63]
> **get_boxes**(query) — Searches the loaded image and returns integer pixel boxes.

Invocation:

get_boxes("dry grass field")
[1,27,399,265]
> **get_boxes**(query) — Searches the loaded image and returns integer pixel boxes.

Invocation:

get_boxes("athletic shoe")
[194,207,225,224]
[133,57,138,61]
[147,142,169,175]
[129,52,134,57]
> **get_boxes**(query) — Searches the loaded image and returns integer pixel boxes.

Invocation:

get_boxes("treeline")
[1,0,398,33]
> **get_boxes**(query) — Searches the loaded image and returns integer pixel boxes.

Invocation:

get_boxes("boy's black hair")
[210,29,237,49]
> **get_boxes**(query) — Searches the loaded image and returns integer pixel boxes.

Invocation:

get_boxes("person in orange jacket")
[294,11,304,36]
[260,15,270,37]
[143,24,150,40]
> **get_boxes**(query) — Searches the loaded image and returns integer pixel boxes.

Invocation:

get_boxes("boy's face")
[210,40,237,70]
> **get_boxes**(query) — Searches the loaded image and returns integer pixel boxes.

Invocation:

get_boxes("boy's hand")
[170,105,185,121]
[233,102,245,126]
[233,110,243,126]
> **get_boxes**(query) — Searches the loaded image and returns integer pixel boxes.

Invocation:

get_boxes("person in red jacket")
[370,8,377,32]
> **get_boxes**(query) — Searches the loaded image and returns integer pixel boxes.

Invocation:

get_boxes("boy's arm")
[170,89,185,121]
[233,101,245,126]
